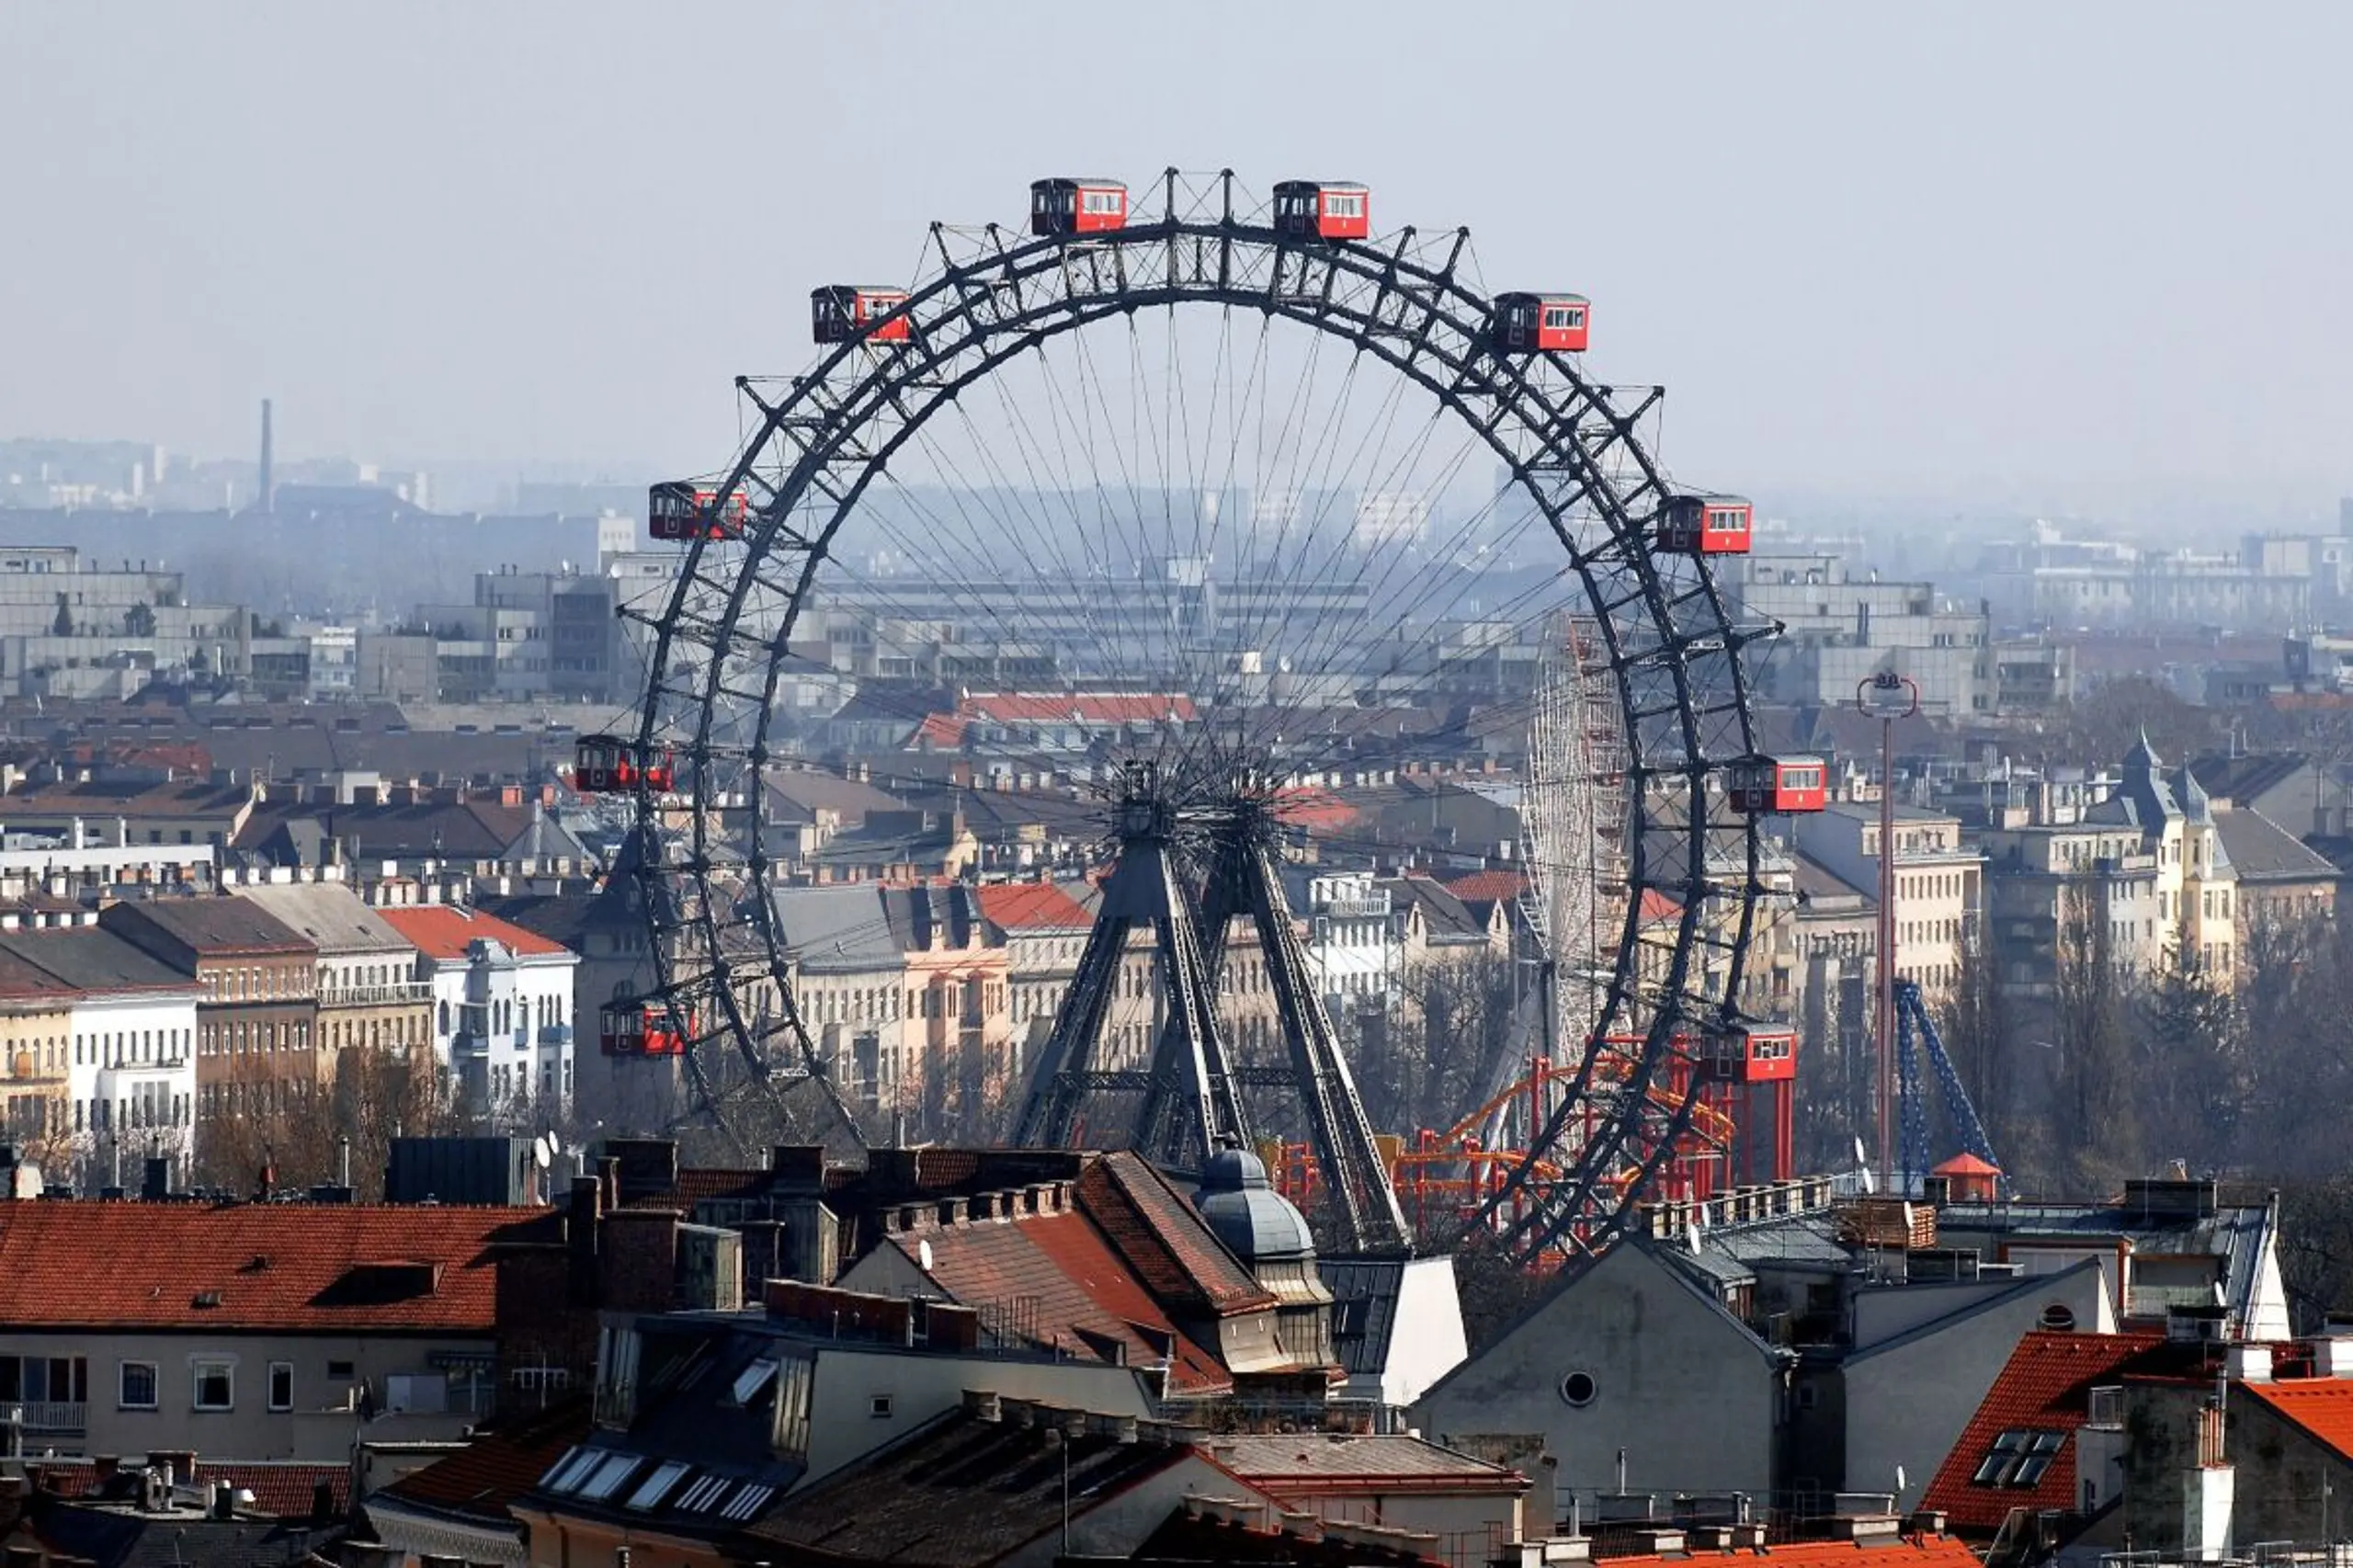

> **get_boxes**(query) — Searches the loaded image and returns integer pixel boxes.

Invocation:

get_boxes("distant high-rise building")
[1352,490,1429,551]
[256,398,274,516]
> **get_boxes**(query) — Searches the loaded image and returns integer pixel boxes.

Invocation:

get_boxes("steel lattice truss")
[620,169,1779,1262]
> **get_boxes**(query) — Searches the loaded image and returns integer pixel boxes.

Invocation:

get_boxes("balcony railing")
[7,1401,86,1436]
[318,980,433,1009]
[538,1024,573,1047]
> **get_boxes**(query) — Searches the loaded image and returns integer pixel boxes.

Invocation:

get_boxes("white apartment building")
[1303,872,1399,1008]
[1790,802,1983,999]
[378,905,579,1123]
[0,926,202,1175]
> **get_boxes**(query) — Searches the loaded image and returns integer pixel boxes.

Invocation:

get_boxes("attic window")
[192,1290,223,1310]
[731,1358,779,1407]
[1972,1428,2064,1487]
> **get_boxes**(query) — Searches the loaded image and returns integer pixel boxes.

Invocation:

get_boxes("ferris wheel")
[594,169,1805,1263]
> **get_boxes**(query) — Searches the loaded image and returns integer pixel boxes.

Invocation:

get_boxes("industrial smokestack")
[257,398,274,515]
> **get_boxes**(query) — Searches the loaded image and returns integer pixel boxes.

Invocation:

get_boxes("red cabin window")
[599,1002,694,1057]
[1658,494,1752,556]
[1030,177,1128,236]
[1276,181,1370,241]
[1494,293,1590,355]
[813,287,910,345]
[1729,756,1826,814]
[649,483,747,541]
[574,734,674,795]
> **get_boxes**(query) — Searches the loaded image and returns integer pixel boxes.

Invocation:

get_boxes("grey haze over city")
[5,2,2350,518]
[17,9,2353,1565]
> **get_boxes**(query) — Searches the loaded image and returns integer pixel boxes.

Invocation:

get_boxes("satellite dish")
[1895,1463,1908,1494]
[1859,1165,1877,1196]
[533,1133,554,1170]
[917,1238,935,1272]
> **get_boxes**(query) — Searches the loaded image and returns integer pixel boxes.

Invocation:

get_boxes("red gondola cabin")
[1657,494,1754,556]
[574,733,676,794]
[812,286,912,345]
[1698,1024,1798,1084]
[600,1000,694,1057]
[648,481,748,541]
[1493,292,1591,354]
[1274,180,1370,242]
[1727,756,1827,814]
[1030,177,1128,236]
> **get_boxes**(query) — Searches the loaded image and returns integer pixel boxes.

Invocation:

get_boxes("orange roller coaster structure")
[1267,1029,1797,1254]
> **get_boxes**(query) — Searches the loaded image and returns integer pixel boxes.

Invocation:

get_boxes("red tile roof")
[2241,1378,2353,1463]
[30,1459,352,1517]
[1080,1152,1276,1316]
[1922,1331,2165,1532]
[888,1207,1232,1393]
[1638,890,1684,923]
[1443,869,1529,905]
[377,904,572,961]
[1604,1539,1983,1568]
[974,881,1093,932]
[380,1397,592,1526]
[1933,1153,2003,1176]
[0,1201,550,1332]
[961,693,1198,725]
[1271,786,1359,834]
[912,711,969,749]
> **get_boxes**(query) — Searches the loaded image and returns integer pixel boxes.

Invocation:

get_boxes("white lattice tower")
[1505,611,1623,1150]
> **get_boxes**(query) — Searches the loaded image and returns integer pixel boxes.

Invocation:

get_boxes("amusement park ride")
[581,168,1858,1269]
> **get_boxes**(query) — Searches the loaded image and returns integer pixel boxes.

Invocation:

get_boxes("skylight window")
[539,1446,600,1494]
[720,1482,777,1522]
[1972,1428,2065,1487]
[731,1358,779,1406]
[675,1473,733,1514]
[575,1453,643,1502]
[625,1460,691,1512]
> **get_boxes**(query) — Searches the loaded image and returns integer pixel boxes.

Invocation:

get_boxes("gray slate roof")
[2214,806,2337,884]
[234,881,415,957]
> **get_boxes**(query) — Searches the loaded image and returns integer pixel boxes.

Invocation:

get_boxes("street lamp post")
[1858,670,1919,1190]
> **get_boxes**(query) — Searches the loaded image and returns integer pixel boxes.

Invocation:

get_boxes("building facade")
[378,905,579,1123]
[100,895,322,1122]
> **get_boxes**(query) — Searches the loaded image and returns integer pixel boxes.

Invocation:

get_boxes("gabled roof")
[377,903,573,961]
[1081,1151,1274,1316]
[878,1207,1231,1392]
[2214,806,2338,884]
[2189,750,2312,812]
[974,880,1093,933]
[1442,869,1529,906]
[1920,1330,2166,1531]
[1380,874,1489,941]
[0,1201,550,1332]
[762,767,911,826]
[2240,1377,2353,1463]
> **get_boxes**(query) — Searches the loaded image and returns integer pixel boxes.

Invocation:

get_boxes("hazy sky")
[4,3,2348,499]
